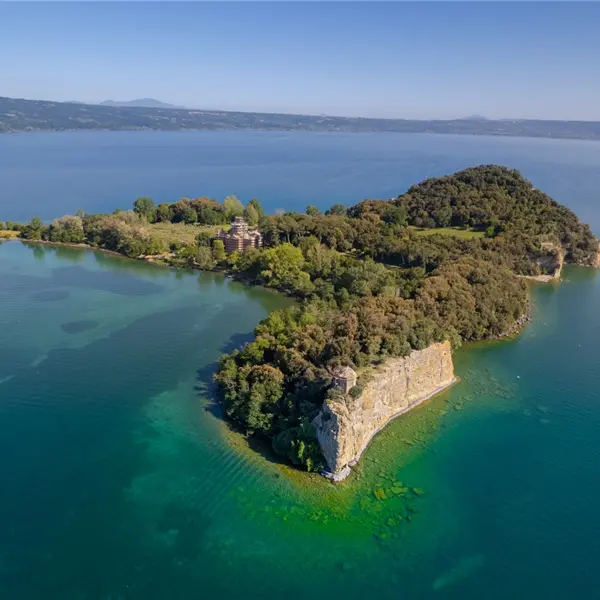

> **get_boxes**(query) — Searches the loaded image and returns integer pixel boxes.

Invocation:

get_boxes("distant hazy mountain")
[99,98,182,109]
[459,115,489,121]
[2,96,600,140]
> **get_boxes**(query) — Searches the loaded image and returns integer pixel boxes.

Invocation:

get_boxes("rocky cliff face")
[574,238,600,268]
[522,248,564,283]
[593,241,600,268]
[313,341,455,481]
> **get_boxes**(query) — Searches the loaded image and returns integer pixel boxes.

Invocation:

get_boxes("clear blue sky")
[2,2,600,120]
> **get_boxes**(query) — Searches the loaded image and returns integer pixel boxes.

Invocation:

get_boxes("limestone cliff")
[313,341,455,481]
[521,246,564,283]
[520,238,600,281]
[593,240,600,268]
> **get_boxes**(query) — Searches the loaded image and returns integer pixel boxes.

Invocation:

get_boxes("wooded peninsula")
[5,165,599,474]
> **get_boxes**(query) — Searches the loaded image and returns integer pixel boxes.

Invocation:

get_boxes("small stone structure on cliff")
[214,216,262,254]
[313,341,456,481]
[331,366,357,394]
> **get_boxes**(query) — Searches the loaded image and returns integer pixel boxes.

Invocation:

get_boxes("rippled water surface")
[2,131,600,227]
[2,242,600,599]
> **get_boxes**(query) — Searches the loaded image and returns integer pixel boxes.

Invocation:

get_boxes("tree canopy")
[224,195,245,220]
[397,165,598,264]
[133,197,157,222]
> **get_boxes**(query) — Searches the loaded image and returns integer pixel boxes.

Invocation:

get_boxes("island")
[5,165,599,479]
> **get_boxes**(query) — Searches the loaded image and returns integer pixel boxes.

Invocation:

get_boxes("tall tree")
[133,197,157,222]
[21,216,45,240]
[244,204,259,226]
[224,195,244,220]
[212,239,227,262]
[248,198,265,219]
[156,203,173,223]
[171,200,197,224]
[195,246,215,270]
[48,215,85,243]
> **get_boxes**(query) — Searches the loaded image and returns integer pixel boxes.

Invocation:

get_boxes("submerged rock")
[432,554,485,591]
[373,488,387,501]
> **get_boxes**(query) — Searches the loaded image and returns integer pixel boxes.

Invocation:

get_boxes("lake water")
[1,132,600,599]
[1,131,600,232]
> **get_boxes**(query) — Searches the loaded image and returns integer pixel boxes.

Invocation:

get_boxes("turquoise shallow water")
[2,241,600,599]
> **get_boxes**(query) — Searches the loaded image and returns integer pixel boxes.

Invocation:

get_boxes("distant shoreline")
[2,96,600,141]
[3,128,600,144]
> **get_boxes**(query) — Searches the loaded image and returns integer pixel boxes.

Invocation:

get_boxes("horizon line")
[4,94,600,125]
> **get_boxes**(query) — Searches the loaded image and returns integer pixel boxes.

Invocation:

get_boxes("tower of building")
[214,216,262,253]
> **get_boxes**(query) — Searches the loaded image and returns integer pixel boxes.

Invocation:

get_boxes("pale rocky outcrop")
[521,247,564,283]
[593,240,600,268]
[519,238,600,281]
[313,341,455,481]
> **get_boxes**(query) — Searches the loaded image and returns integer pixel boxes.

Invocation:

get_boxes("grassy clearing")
[0,230,20,240]
[408,226,485,240]
[148,222,227,247]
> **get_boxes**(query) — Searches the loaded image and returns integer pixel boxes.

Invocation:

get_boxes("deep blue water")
[2,132,600,599]
[1,131,600,232]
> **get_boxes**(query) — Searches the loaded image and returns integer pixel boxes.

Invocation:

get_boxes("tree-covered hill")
[397,165,598,264]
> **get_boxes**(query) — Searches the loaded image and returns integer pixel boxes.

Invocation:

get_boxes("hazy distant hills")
[459,115,490,121]
[99,98,183,109]
[1,96,600,140]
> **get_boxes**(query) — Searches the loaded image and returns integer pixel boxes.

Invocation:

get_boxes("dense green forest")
[10,165,599,472]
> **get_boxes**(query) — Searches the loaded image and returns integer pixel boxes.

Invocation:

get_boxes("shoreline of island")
[1,235,545,483]
[5,164,599,479]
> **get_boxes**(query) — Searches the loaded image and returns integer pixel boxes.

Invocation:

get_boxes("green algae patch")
[373,488,387,500]
[219,361,461,548]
